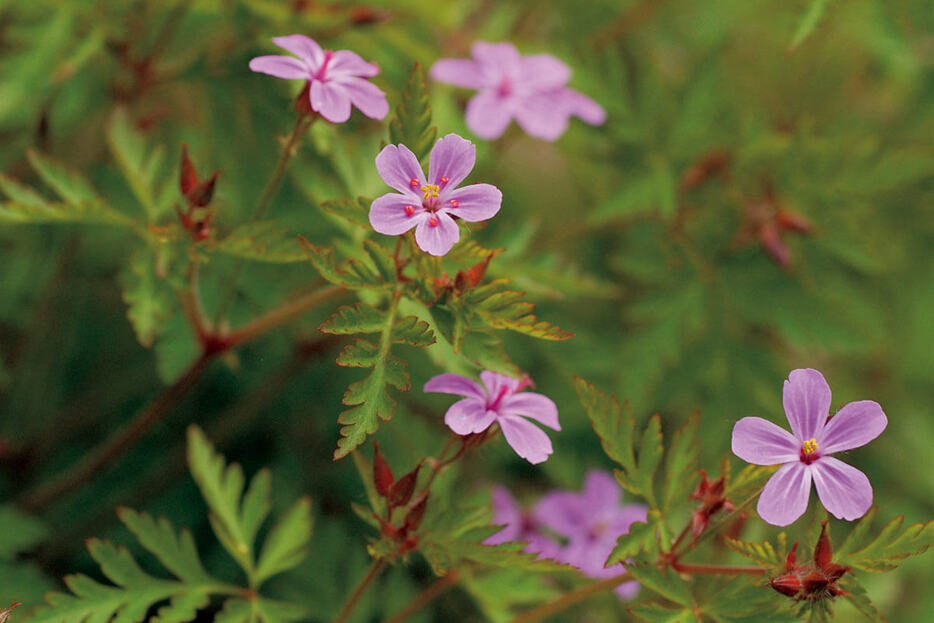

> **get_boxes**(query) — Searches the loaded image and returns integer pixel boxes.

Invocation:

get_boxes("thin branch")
[333,559,385,623]
[384,572,459,623]
[672,562,764,576]
[508,572,633,623]
[224,285,344,348]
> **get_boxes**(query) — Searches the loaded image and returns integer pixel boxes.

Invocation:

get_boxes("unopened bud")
[388,464,421,508]
[769,574,801,598]
[403,493,429,532]
[814,521,833,570]
[372,442,394,497]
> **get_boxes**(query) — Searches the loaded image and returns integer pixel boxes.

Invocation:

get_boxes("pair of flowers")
[250,36,604,139]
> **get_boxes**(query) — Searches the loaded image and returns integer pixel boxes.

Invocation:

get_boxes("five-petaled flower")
[430,42,606,141]
[732,368,887,526]
[424,370,558,463]
[370,134,502,256]
[483,486,561,559]
[535,471,647,599]
[249,34,388,123]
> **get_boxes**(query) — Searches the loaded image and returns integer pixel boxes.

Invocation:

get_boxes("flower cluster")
[424,370,559,464]
[487,471,647,599]
[769,522,849,601]
[431,42,606,140]
[732,368,887,526]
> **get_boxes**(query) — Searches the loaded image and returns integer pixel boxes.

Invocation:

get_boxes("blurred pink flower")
[732,368,887,526]
[370,134,501,256]
[430,42,606,141]
[424,370,559,463]
[483,486,561,559]
[249,34,388,123]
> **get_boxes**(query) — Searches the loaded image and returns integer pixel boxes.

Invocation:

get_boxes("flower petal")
[500,392,560,430]
[310,80,351,123]
[368,193,422,236]
[731,417,800,465]
[444,183,502,222]
[484,486,523,545]
[335,76,388,120]
[375,144,425,194]
[428,134,476,188]
[498,415,553,464]
[248,55,310,80]
[810,457,873,521]
[533,490,583,536]
[444,397,496,435]
[782,368,832,442]
[465,90,513,140]
[327,49,379,78]
[471,41,521,74]
[560,88,607,125]
[423,373,487,400]
[480,371,521,399]
[614,581,640,601]
[271,34,324,69]
[518,54,571,90]
[757,462,812,527]
[818,400,887,455]
[581,470,621,509]
[430,58,488,88]
[513,95,570,141]
[414,210,459,256]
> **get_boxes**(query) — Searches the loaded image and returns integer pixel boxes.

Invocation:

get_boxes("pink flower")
[248,34,388,123]
[424,371,559,464]
[534,471,646,600]
[732,369,887,526]
[483,486,561,559]
[430,42,606,141]
[369,134,502,256]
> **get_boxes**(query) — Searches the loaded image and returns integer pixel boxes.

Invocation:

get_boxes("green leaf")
[0,505,47,559]
[319,302,388,335]
[299,237,386,289]
[26,149,99,205]
[838,577,885,623]
[632,414,663,507]
[834,508,934,572]
[662,415,700,511]
[215,222,306,263]
[388,62,438,162]
[575,377,637,473]
[0,173,132,226]
[628,602,696,622]
[789,0,831,50]
[187,426,270,576]
[625,561,693,607]
[116,508,214,584]
[606,510,662,566]
[255,498,313,585]
[106,107,173,219]
[120,247,176,348]
[724,533,788,570]
[320,196,371,229]
[468,280,574,341]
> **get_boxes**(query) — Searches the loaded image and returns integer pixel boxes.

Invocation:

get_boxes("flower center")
[800,438,819,464]
[421,184,440,200]
[497,78,513,97]
[314,50,334,81]
[488,385,512,411]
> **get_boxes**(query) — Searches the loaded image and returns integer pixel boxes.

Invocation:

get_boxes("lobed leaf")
[120,247,176,348]
[468,280,574,341]
[606,510,662,567]
[724,533,787,570]
[26,149,99,205]
[255,498,313,585]
[320,196,371,229]
[625,561,693,607]
[834,508,934,572]
[215,222,306,263]
[299,236,386,289]
[387,62,438,163]
[0,173,132,226]
[662,415,700,511]
[106,107,174,219]
[574,377,637,475]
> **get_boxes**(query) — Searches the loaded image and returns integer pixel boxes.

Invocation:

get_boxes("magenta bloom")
[370,134,502,256]
[483,486,561,559]
[423,371,559,464]
[732,369,887,526]
[535,471,646,599]
[430,42,606,141]
[248,35,388,123]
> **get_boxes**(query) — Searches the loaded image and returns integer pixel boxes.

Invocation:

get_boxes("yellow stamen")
[802,438,818,455]
[421,184,439,200]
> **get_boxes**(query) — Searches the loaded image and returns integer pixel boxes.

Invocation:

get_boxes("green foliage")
[834,508,934,572]
[120,247,176,347]
[724,533,788,570]
[106,107,174,220]
[387,63,437,162]
[789,0,832,50]
[319,196,371,229]
[214,222,306,263]
[465,279,574,341]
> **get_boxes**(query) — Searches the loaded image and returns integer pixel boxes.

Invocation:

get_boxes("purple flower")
[423,370,559,463]
[369,134,502,256]
[732,368,887,527]
[535,471,647,600]
[483,486,561,559]
[430,42,606,141]
[249,34,388,123]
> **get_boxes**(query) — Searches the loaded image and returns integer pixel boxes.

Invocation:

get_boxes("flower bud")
[403,493,429,532]
[372,442,394,497]
[388,464,421,508]
[769,574,801,598]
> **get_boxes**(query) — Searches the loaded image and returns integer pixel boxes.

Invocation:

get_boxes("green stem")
[223,285,344,348]
[333,559,385,623]
[508,572,633,623]
[672,562,764,576]
[383,572,459,623]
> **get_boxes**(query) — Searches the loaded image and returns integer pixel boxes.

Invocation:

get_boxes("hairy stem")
[508,572,633,623]
[333,559,386,623]
[384,572,459,623]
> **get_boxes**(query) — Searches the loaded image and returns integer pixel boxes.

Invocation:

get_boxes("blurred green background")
[1,0,932,621]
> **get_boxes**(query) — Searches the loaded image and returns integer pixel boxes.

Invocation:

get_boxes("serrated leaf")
[789,0,831,50]
[662,415,700,511]
[606,510,662,566]
[255,498,313,585]
[839,577,885,623]
[835,509,934,572]
[724,534,787,569]
[575,377,637,473]
[320,196,371,229]
[625,561,693,607]
[0,505,47,559]
[334,354,410,459]
[628,602,695,622]
[26,149,99,204]
[117,509,213,584]
[319,303,387,335]
[120,247,175,348]
[106,107,173,219]
[634,414,663,507]
[469,280,574,341]
[0,173,132,226]
[215,222,306,263]
[392,316,435,346]
[388,63,437,162]
[299,236,386,289]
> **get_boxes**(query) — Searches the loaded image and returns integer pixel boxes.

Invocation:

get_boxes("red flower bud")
[180,145,198,197]
[455,253,494,292]
[776,210,811,234]
[769,574,801,598]
[372,442,394,497]
[758,222,791,267]
[785,541,799,571]
[388,464,421,508]
[802,570,830,595]
[188,173,218,208]
[814,521,833,570]
[403,493,429,532]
